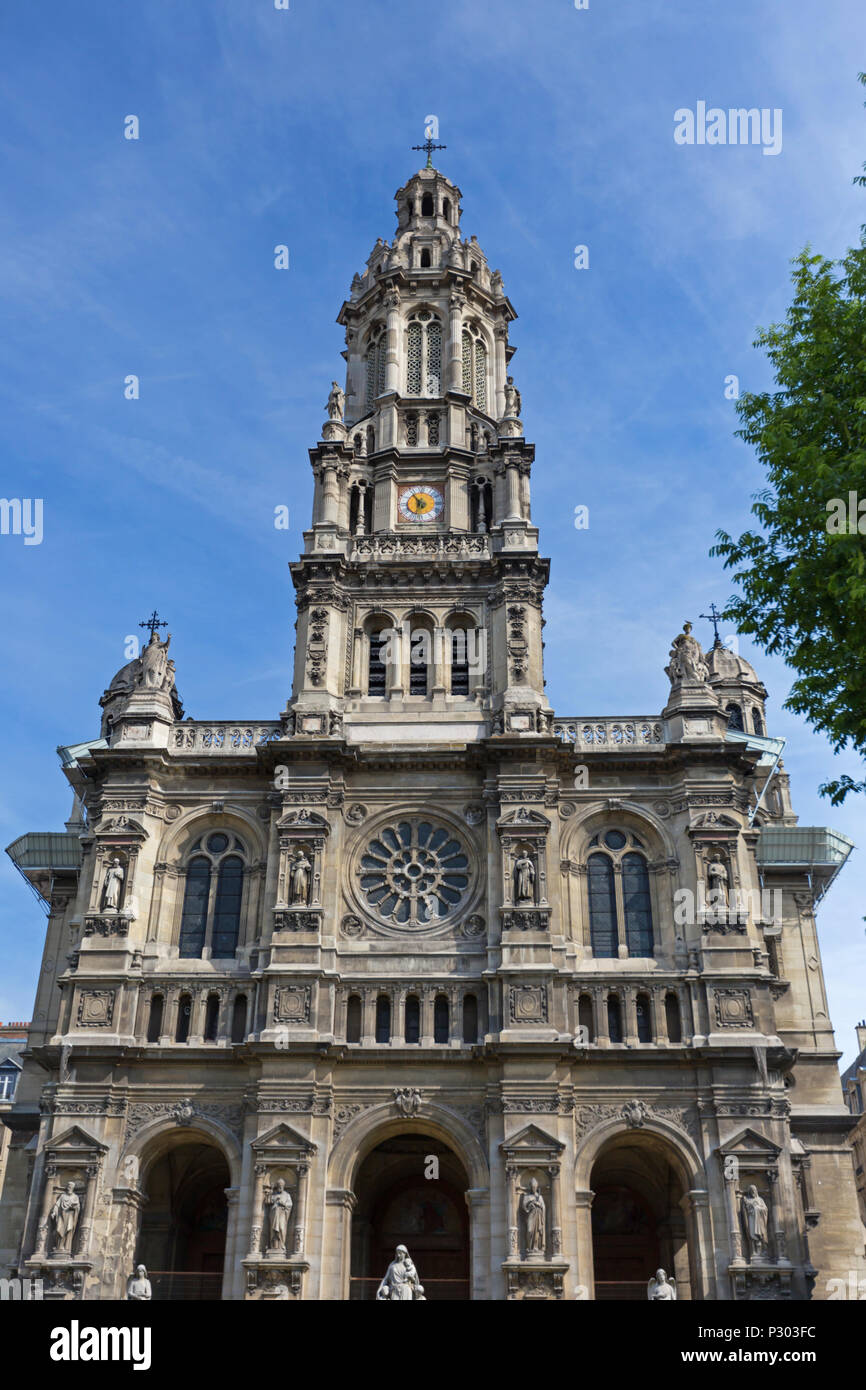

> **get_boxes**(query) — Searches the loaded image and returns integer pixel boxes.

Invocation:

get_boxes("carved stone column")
[593,986,609,1047]
[248,1164,268,1258]
[76,1163,100,1258]
[447,293,465,393]
[32,1163,59,1258]
[767,1168,788,1263]
[506,1163,520,1259]
[724,1170,745,1265]
[349,626,363,695]
[622,986,638,1046]
[383,290,401,395]
[420,989,434,1048]
[321,462,340,526]
[493,323,508,421]
[504,460,522,521]
[431,626,446,697]
[651,986,666,1044]
[547,1165,562,1256]
[292,1164,309,1254]
[574,1189,595,1297]
[361,988,375,1046]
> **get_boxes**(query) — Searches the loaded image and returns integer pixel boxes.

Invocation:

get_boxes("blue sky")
[1,0,864,1064]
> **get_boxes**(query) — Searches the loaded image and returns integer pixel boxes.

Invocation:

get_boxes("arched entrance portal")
[351,1134,470,1300]
[590,1132,692,1300]
[137,1137,230,1300]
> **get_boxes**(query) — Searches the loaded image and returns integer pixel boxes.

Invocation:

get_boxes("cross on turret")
[700,603,724,648]
[411,137,447,169]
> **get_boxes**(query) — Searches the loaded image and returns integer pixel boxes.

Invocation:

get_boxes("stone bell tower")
[286,157,553,744]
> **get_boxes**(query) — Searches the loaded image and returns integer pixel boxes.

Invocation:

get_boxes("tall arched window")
[462,993,478,1044]
[405,994,421,1044]
[204,994,219,1042]
[433,994,449,1043]
[406,312,441,396]
[375,994,391,1044]
[585,830,655,959]
[461,324,487,409]
[409,624,431,695]
[622,853,654,957]
[421,193,434,216]
[147,994,164,1043]
[450,629,470,695]
[346,994,362,1043]
[752,709,764,736]
[635,992,652,1043]
[179,833,247,959]
[176,993,192,1044]
[364,326,386,410]
[367,626,389,696]
[587,852,618,958]
[230,994,248,1043]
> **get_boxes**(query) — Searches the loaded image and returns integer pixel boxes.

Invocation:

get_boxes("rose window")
[359,820,470,927]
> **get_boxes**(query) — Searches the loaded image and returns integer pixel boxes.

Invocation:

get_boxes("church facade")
[2,159,864,1302]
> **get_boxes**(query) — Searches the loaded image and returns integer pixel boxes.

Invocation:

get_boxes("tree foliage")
[712,78,866,802]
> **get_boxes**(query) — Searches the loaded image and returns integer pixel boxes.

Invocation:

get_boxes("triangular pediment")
[500,1123,564,1155]
[719,1126,782,1157]
[497,808,550,831]
[45,1124,108,1155]
[251,1121,317,1155]
[276,809,330,832]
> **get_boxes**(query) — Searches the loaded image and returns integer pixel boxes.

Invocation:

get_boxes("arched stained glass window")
[365,329,386,410]
[462,329,473,394]
[461,324,487,408]
[726,703,744,732]
[622,852,654,956]
[212,855,244,958]
[406,313,442,396]
[426,320,442,394]
[588,852,618,958]
[474,340,487,411]
[407,321,423,394]
[179,857,210,958]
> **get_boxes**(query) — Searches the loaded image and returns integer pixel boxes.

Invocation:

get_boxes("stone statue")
[647,1268,677,1300]
[740,1185,769,1261]
[503,376,522,418]
[521,1177,546,1257]
[665,621,709,685]
[266,1177,293,1255]
[140,630,171,690]
[289,849,312,906]
[707,852,730,908]
[327,381,345,422]
[101,857,125,911]
[126,1265,152,1301]
[421,890,440,922]
[513,852,536,905]
[50,1181,81,1255]
[376,1244,425,1301]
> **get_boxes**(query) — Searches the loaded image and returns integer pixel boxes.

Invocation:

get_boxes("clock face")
[397,484,444,522]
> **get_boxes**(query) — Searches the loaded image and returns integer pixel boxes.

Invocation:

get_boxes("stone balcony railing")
[552,717,665,748]
[350,532,491,561]
[171,723,282,755]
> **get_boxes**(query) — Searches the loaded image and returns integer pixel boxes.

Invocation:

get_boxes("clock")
[397,484,444,522]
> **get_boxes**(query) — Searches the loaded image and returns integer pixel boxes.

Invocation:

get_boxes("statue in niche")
[265,1177,293,1255]
[289,849,312,906]
[664,621,709,686]
[327,380,345,422]
[376,1244,425,1301]
[421,890,440,922]
[647,1269,677,1300]
[503,376,522,418]
[520,1177,546,1258]
[740,1185,769,1261]
[707,852,730,909]
[50,1181,81,1254]
[513,851,536,905]
[101,856,125,911]
[126,1265,152,1301]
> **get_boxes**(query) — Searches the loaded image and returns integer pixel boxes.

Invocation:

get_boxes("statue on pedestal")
[327,381,345,422]
[50,1181,81,1255]
[266,1177,293,1255]
[513,851,536,905]
[376,1245,425,1301]
[740,1185,769,1261]
[707,852,730,909]
[647,1268,677,1300]
[665,621,709,686]
[126,1265,152,1301]
[101,857,125,911]
[289,850,312,906]
[503,376,522,419]
[521,1177,546,1258]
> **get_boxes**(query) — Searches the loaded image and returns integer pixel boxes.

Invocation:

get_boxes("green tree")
[712,78,866,803]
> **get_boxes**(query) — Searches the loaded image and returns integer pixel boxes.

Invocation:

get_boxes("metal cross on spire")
[411,136,447,170]
[138,609,168,641]
[700,603,724,648]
